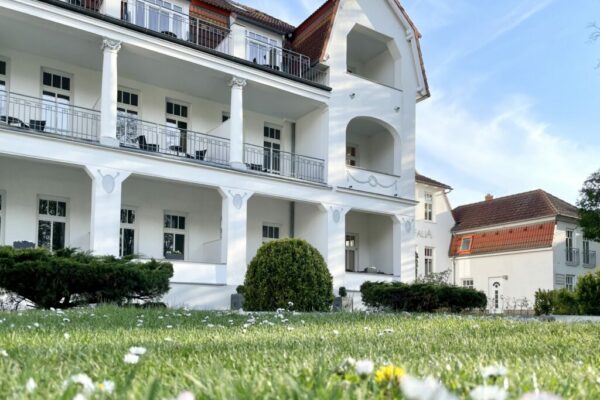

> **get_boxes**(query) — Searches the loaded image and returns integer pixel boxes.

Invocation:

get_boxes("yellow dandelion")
[375,365,405,384]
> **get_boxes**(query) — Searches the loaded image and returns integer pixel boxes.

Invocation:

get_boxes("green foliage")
[338,287,347,298]
[0,246,173,309]
[577,170,600,242]
[243,239,334,312]
[576,270,600,315]
[534,289,554,315]
[554,289,579,315]
[360,281,487,312]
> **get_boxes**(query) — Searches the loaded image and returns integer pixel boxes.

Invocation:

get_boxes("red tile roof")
[452,189,579,232]
[416,172,452,190]
[450,222,556,257]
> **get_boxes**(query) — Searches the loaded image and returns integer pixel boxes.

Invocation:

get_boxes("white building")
[0,0,430,308]
[451,190,600,313]
[414,173,454,280]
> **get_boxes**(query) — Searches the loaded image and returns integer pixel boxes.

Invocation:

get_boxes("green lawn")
[0,307,598,399]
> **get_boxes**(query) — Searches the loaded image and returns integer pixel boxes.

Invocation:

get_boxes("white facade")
[0,0,428,309]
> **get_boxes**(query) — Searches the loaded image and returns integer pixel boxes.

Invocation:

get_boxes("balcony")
[49,0,327,86]
[583,250,596,268]
[244,144,325,184]
[565,248,580,266]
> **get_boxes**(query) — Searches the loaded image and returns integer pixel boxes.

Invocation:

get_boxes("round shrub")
[243,239,334,312]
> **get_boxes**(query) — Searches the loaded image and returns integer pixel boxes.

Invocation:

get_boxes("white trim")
[163,210,188,260]
[40,66,73,103]
[0,54,9,92]
[261,222,281,242]
[36,194,70,250]
[461,278,474,289]
[0,189,5,245]
[120,205,138,257]
[455,246,553,260]
[345,232,359,272]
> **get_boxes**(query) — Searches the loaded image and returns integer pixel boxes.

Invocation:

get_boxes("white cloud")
[417,91,598,206]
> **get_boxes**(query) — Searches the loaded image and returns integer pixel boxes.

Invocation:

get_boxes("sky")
[239,0,600,207]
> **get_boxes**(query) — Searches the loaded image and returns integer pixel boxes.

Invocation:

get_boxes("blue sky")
[240,0,600,207]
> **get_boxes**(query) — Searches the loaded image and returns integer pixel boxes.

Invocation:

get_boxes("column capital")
[229,77,247,89]
[319,203,350,224]
[101,38,122,53]
[219,187,254,209]
[84,166,131,193]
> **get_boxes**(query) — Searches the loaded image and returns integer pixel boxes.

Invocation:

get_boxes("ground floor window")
[565,274,575,291]
[345,234,358,272]
[424,247,434,276]
[262,223,280,243]
[37,197,67,251]
[120,208,136,257]
[462,278,474,289]
[164,213,186,260]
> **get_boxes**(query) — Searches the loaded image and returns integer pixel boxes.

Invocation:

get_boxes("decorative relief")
[416,229,433,239]
[347,170,398,191]
[97,170,120,194]
[101,38,122,53]
[228,190,248,210]
[229,77,247,89]
[401,217,414,234]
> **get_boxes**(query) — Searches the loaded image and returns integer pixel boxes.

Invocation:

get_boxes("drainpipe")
[290,202,295,238]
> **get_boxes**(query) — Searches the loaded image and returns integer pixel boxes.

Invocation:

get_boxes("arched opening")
[346,117,398,175]
[347,25,398,88]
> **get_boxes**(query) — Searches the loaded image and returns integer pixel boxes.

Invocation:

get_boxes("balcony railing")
[244,143,325,184]
[59,0,103,12]
[117,113,230,166]
[0,90,100,142]
[565,248,580,266]
[245,34,327,85]
[583,250,596,268]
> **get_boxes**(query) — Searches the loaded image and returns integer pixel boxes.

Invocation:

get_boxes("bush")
[554,289,579,315]
[0,247,173,309]
[360,281,486,312]
[339,287,347,298]
[243,239,334,312]
[576,270,600,315]
[534,289,554,315]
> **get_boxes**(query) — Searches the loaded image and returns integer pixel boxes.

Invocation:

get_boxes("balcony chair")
[186,149,207,161]
[136,135,159,152]
[29,120,46,132]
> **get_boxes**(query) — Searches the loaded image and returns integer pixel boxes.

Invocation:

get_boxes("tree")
[577,170,600,242]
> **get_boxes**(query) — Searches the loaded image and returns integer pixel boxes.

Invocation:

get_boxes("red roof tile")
[450,222,555,257]
[452,189,579,232]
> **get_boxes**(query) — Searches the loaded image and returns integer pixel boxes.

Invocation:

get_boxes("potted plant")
[231,285,245,310]
[333,287,353,311]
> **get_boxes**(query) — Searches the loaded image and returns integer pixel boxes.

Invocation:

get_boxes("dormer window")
[459,236,473,254]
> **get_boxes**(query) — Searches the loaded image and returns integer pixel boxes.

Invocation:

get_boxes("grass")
[0,307,599,399]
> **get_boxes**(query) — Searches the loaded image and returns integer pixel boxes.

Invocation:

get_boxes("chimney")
[485,194,494,202]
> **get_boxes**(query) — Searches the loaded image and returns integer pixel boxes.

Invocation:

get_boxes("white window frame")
[247,31,281,69]
[566,229,575,263]
[36,195,69,251]
[117,87,141,145]
[165,98,189,153]
[0,55,8,91]
[583,238,591,265]
[129,0,188,39]
[263,123,282,173]
[163,211,187,260]
[261,223,281,243]
[346,143,359,167]
[40,67,73,135]
[424,247,434,276]
[424,192,434,221]
[345,233,359,272]
[565,274,575,291]
[0,190,5,245]
[462,278,474,289]
[120,206,138,257]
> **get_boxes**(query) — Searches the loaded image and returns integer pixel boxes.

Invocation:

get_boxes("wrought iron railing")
[117,113,230,166]
[565,248,580,266]
[58,0,103,12]
[121,0,231,54]
[245,34,327,84]
[583,250,596,268]
[0,90,100,142]
[244,143,325,184]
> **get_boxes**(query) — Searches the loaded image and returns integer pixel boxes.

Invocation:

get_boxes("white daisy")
[123,353,140,364]
[98,380,115,394]
[470,385,508,400]
[400,375,458,400]
[355,359,374,376]
[25,377,37,394]
[177,391,196,400]
[481,366,508,379]
[64,373,95,394]
[128,346,147,355]
[520,393,562,400]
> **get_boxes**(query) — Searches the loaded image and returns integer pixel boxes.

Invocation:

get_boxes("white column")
[394,213,416,283]
[100,39,122,147]
[229,77,247,169]
[100,0,122,18]
[392,215,403,279]
[219,187,253,285]
[85,166,131,256]
[320,203,350,290]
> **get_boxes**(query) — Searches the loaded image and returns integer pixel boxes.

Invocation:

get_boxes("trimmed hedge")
[243,239,334,312]
[0,247,173,309]
[361,281,487,312]
[535,270,600,316]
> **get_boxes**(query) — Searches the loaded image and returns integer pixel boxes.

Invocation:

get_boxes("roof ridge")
[538,189,559,215]
[454,188,543,210]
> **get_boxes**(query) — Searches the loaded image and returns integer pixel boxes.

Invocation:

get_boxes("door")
[345,234,358,272]
[488,278,504,314]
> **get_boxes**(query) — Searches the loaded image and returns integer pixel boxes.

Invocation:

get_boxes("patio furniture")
[136,135,159,152]
[29,120,46,132]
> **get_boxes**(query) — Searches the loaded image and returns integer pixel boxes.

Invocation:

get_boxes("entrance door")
[345,234,358,272]
[488,278,504,314]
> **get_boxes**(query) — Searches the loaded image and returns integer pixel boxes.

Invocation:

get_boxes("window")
[117,88,140,144]
[566,229,574,263]
[462,279,474,289]
[0,191,4,245]
[37,197,67,251]
[164,213,185,260]
[0,58,6,118]
[120,208,136,257]
[130,0,187,39]
[583,239,591,265]
[459,236,473,254]
[247,32,281,69]
[222,112,230,123]
[424,247,434,276]
[424,192,433,221]
[264,124,281,173]
[346,145,358,167]
[41,69,72,134]
[565,274,575,291]
[166,99,188,153]
[345,234,358,272]
[262,223,280,242]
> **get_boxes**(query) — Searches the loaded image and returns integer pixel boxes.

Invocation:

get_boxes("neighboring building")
[450,190,600,313]
[0,0,429,308]
[414,173,454,280]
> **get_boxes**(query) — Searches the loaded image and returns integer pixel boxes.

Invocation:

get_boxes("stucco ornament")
[347,170,398,191]
[97,170,120,194]
[229,77,247,88]
[228,191,248,210]
[332,209,341,223]
[101,38,122,52]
